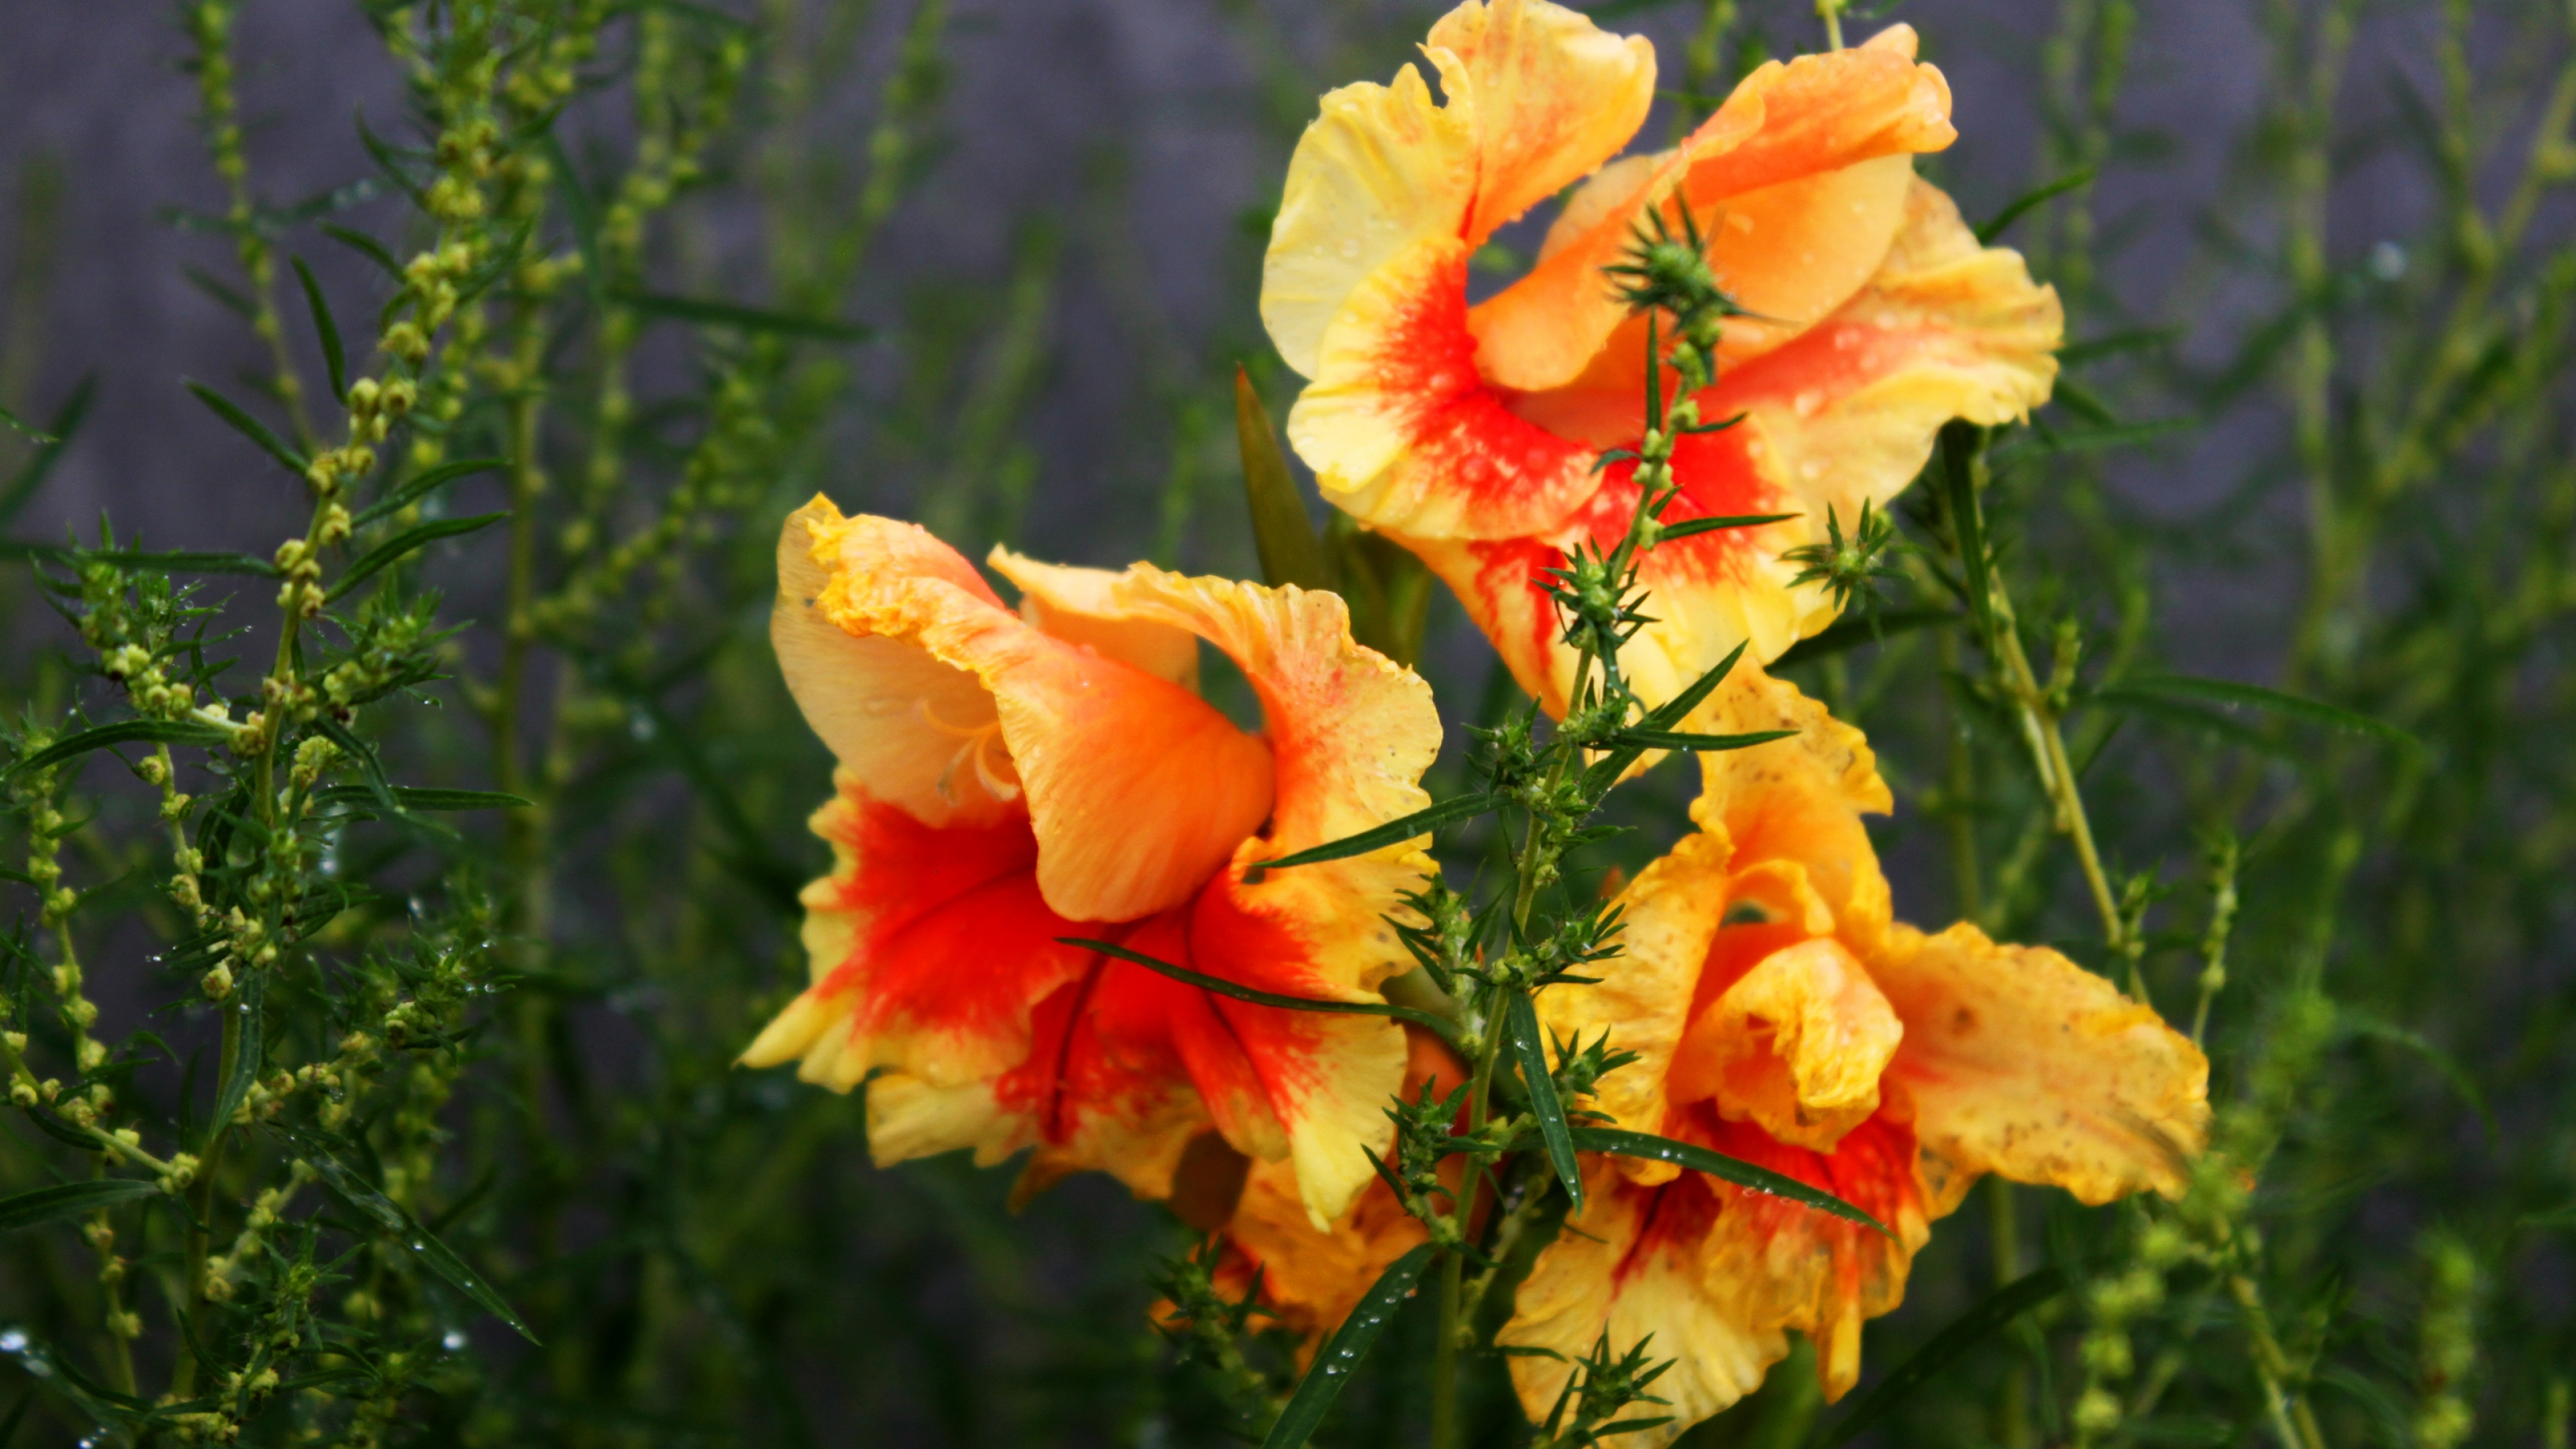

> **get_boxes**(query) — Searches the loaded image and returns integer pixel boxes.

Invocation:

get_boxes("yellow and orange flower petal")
[1263,2,2061,718]
[747,500,1444,1224]
[1504,666,2206,1430]
[1179,1029,1466,1362]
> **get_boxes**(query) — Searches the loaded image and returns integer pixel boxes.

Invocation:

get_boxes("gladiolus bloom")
[741,498,1443,1225]
[1261,0,2062,716]
[1499,665,2208,1436]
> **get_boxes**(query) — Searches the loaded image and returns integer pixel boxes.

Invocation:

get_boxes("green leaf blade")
[1246,790,1498,879]
[290,1136,537,1344]
[12,719,234,776]
[328,512,508,600]
[1236,366,1334,593]
[0,1179,159,1235]
[292,258,348,404]
[1564,1127,1892,1238]
[185,380,309,477]
[1505,996,1584,1212]
[1058,938,1458,1043]
[2092,674,2418,751]
[1810,1266,2068,1448]
[1260,1242,1436,1449]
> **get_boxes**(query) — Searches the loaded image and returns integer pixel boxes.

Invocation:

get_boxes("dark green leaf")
[1578,640,1757,796]
[318,223,403,280]
[2084,689,2300,761]
[327,512,507,600]
[1236,365,1334,592]
[608,286,869,341]
[0,1389,32,1447]
[0,376,97,530]
[0,1178,158,1234]
[1656,512,1799,542]
[315,786,531,812]
[1938,422,1995,646]
[1610,728,1798,753]
[185,380,309,477]
[1059,938,1460,1043]
[288,1134,537,1343]
[1977,164,2098,244]
[2092,675,2418,750]
[2058,327,2182,367]
[1244,790,1499,880]
[0,543,279,576]
[207,969,265,1147]
[12,719,233,776]
[1260,1242,1435,1449]
[1809,1266,2068,1448]
[354,456,508,526]
[1506,996,1583,1212]
[1772,609,1959,669]
[292,258,348,404]
[1564,1128,1891,1237]
[352,109,428,206]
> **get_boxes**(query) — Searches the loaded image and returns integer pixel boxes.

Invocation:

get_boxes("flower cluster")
[741,3,2204,1441]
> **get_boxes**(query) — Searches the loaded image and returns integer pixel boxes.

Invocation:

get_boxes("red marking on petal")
[1690,1104,1923,1246]
[1367,254,1597,534]
[1611,1172,1721,1289]
[814,794,1090,1056]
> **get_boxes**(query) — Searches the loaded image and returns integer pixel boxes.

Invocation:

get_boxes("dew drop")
[1338,237,1362,260]
[1792,389,1823,417]
[443,1330,467,1351]
[0,1330,25,1354]
[1801,459,1825,482]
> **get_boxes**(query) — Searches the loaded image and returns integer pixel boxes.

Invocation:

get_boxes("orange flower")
[1171,1027,1468,1363]
[1260,0,2061,716]
[1498,665,2207,1436]
[740,498,1443,1225]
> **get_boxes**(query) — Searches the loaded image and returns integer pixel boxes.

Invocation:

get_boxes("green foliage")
[0,0,2564,1444]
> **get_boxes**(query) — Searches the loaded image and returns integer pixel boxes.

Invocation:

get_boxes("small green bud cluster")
[2413,1232,2478,1449]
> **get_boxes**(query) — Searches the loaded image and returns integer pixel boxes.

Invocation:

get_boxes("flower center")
[912,696,1021,805]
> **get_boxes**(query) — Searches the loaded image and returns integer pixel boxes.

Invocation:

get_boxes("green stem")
[170,1003,239,1399]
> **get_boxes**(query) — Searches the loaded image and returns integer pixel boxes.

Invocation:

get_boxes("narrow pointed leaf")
[1977,164,2098,244]
[315,786,531,812]
[292,258,348,404]
[1656,511,1799,542]
[318,222,403,279]
[12,719,233,775]
[1059,938,1460,1042]
[2091,674,2418,751]
[354,456,508,526]
[288,1134,537,1343]
[1640,639,1751,733]
[0,543,279,576]
[185,380,309,476]
[1260,1242,1436,1449]
[1609,728,1797,753]
[0,1178,159,1234]
[1810,1265,2068,1448]
[1937,423,1994,645]
[608,286,869,341]
[327,512,507,600]
[1235,366,1334,592]
[207,969,265,1144]
[182,265,258,319]
[1506,995,1583,1212]
[1244,790,1499,879]
[2057,326,2183,367]
[1564,1127,1891,1237]
[0,376,96,529]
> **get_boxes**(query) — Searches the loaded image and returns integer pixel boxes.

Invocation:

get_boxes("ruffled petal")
[1874,922,2211,1213]
[1288,239,1607,541]
[1500,1163,1782,1444]
[1188,1029,1463,1360]
[1682,1106,1933,1401]
[738,783,1093,1096]
[1262,0,1652,380]
[1672,936,1902,1152]
[789,497,1276,922]
[771,500,1020,827]
[1686,666,1894,945]
[988,549,1200,690]
[1422,182,2060,719]
[1471,25,1953,392]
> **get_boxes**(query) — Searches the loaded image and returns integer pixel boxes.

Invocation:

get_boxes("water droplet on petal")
[443,1330,467,1351]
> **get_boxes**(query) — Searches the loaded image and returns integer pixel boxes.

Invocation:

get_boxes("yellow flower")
[1260,0,2061,717]
[741,498,1443,1225]
[1498,665,2208,1439]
